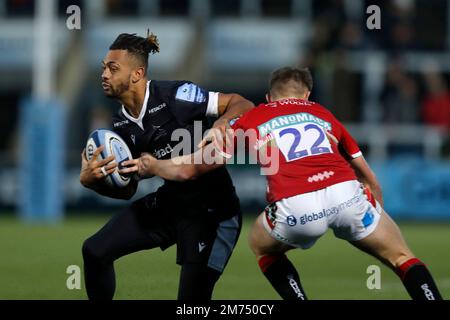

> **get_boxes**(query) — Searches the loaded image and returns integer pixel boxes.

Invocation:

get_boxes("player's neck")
[119,80,148,118]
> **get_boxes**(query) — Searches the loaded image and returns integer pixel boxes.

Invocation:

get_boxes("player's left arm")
[199,93,254,148]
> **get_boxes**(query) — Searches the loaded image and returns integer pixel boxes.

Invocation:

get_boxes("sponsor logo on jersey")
[175,83,207,104]
[153,143,173,158]
[277,98,313,107]
[307,171,335,183]
[362,210,375,228]
[130,134,136,145]
[149,103,167,114]
[198,242,206,253]
[286,215,297,226]
[257,112,332,136]
[113,119,129,128]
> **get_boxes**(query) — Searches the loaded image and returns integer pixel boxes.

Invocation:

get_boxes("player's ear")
[131,67,145,83]
[304,91,311,100]
[265,93,271,103]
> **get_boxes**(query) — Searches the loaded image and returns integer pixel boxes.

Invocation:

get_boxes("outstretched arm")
[199,93,254,148]
[120,143,227,181]
[122,92,253,181]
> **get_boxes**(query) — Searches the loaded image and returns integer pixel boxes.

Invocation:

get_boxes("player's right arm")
[120,113,249,181]
[349,156,383,207]
[79,146,138,200]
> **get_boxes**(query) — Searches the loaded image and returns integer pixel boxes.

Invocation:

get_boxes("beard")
[104,78,130,99]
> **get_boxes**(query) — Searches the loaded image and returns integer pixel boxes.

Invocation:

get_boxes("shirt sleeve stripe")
[351,151,363,159]
[206,92,219,117]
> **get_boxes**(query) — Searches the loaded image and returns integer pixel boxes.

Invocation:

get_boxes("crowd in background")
[303,0,450,131]
[1,0,450,157]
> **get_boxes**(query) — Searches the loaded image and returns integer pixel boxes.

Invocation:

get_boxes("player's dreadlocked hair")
[109,30,160,74]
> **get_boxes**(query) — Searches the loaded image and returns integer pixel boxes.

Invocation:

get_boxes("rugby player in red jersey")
[121,67,442,300]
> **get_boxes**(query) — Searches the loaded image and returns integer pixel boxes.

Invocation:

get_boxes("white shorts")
[262,180,382,249]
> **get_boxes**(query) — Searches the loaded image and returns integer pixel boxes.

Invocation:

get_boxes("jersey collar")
[121,80,151,130]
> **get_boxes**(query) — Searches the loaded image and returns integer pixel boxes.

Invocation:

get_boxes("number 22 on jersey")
[273,122,333,162]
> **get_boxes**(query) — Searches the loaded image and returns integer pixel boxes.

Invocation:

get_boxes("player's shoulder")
[150,79,208,103]
[230,102,266,127]
[308,100,329,111]
[308,100,339,120]
[150,79,191,95]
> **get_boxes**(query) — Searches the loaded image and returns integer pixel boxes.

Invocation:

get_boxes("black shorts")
[125,191,242,273]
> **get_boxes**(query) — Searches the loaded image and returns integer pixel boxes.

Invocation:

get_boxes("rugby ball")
[85,129,133,188]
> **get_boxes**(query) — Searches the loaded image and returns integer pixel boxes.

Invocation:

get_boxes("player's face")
[101,50,133,98]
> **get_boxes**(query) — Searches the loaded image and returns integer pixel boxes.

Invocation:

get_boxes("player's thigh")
[176,211,242,274]
[83,193,175,261]
[249,212,294,257]
[260,195,330,250]
[350,209,414,269]
[330,180,382,242]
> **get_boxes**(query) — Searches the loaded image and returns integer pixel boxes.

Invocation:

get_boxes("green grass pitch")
[0,214,449,300]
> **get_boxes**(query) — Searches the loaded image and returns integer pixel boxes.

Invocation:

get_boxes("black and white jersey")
[112,80,240,220]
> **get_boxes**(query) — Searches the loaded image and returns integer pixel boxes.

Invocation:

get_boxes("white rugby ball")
[85,129,133,188]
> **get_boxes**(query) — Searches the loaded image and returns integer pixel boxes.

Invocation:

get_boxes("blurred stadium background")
[0,0,450,299]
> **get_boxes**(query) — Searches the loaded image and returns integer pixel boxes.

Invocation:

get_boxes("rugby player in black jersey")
[79,31,254,300]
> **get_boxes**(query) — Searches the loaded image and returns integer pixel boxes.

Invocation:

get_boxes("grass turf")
[0,215,449,300]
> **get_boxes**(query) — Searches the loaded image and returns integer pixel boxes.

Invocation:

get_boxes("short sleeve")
[169,82,215,125]
[336,121,362,159]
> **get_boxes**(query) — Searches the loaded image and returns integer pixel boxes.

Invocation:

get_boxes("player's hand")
[80,145,116,188]
[361,182,384,208]
[120,153,156,179]
[198,118,234,151]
